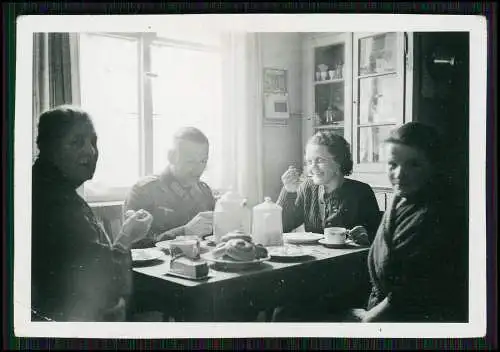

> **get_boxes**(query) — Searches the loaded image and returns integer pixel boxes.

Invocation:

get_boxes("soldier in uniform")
[124,127,216,249]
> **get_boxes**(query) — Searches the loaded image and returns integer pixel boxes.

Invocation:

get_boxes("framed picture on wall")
[263,68,290,122]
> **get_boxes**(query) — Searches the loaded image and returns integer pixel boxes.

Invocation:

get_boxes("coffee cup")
[169,239,200,259]
[324,227,348,245]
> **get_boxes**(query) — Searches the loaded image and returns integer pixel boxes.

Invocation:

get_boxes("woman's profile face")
[50,118,99,186]
[305,143,342,186]
[386,143,432,197]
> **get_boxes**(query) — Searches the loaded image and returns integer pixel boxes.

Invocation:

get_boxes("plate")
[267,245,311,259]
[318,239,361,249]
[200,252,270,270]
[131,248,164,262]
[283,232,324,244]
[155,239,210,253]
[154,240,173,251]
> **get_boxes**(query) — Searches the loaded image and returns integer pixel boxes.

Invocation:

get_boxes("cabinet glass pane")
[315,83,344,125]
[358,125,393,163]
[314,43,345,82]
[359,33,397,75]
[359,75,400,124]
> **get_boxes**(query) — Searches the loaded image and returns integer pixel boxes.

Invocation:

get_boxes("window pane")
[79,34,139,114]
[151,44,223,188]
[79,34,140,190]
[87,110,140,188]
[358,125,393,163]
[359,33,397,75]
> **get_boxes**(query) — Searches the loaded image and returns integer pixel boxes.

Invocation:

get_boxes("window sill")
[82,184,131,205]
[88,200,125,208]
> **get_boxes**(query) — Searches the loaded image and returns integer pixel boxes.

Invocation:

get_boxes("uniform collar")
[159,166,200,199]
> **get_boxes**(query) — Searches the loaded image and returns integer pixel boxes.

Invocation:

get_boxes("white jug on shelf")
[213,190,250,244]
[251,197,283,247]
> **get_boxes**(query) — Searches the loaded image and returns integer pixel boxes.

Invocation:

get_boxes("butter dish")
[169,256,209,279]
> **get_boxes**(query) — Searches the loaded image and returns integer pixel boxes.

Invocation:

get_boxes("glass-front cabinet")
[352,32,406,173]
[303,33,353,146]
[303,32,412,208]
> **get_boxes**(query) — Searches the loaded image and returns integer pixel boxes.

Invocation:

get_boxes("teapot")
[213,190,251,244]
[251,197,283,247]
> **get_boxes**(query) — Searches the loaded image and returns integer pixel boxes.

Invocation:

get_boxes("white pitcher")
[252,197,283,247]
[213,190,250,244]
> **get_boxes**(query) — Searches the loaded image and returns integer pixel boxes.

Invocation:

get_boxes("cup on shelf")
[315,72,321,81]
[320,71,327,81]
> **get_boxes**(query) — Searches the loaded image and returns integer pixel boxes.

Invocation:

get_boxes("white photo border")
[14,14,488,339]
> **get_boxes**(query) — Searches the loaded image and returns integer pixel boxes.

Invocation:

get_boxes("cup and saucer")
[318,227,361,249]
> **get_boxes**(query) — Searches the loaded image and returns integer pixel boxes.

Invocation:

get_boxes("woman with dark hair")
[349,121,468,322]
[278,131,381,244]
[271,132,381,322]
[32,105,153,322]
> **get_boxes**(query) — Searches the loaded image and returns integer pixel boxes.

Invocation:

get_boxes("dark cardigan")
[277,177,381,243]
[31,158,132,322]
[367,183,468,322]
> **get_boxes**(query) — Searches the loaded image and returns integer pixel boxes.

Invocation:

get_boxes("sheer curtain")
[218,33,264,207]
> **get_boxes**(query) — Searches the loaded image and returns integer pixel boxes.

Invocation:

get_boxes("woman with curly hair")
[278,131,381,245]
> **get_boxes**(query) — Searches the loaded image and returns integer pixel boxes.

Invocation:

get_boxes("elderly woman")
[32,105,153,322]
[350,122,467,322]
[278,131,381,244]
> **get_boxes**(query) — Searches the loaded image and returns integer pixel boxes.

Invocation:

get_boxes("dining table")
[129,239,372,322]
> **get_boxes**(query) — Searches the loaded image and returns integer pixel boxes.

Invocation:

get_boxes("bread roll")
[225,239,256,261]
[221,232,253,244]
[212,242,228,258]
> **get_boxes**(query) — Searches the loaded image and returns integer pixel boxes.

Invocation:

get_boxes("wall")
[260,33,304,202]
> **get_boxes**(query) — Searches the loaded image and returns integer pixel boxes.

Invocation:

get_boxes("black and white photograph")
[13,14,487,339]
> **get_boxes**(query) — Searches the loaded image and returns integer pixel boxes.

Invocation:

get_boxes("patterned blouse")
[277,178,381,243]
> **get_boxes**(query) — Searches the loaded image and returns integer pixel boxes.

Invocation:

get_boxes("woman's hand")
[115,209,153,251]
[349,296,391,322]
[349,225,370,246]
[345,308,368,322]
[281,166,302,193]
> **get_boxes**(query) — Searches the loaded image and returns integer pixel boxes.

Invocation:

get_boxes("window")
[78,32,224,202]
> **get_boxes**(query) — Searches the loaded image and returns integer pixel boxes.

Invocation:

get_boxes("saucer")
[318,239,353,249]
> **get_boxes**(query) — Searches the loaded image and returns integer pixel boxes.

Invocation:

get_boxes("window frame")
[80,32,223,204]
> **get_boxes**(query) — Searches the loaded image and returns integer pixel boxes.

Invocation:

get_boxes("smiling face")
[169,139,209,186]
[49,118,98,187]
[386,143,433,197]
[305,143,343,187]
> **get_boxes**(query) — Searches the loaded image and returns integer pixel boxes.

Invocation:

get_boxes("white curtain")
[218,33,264,207]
